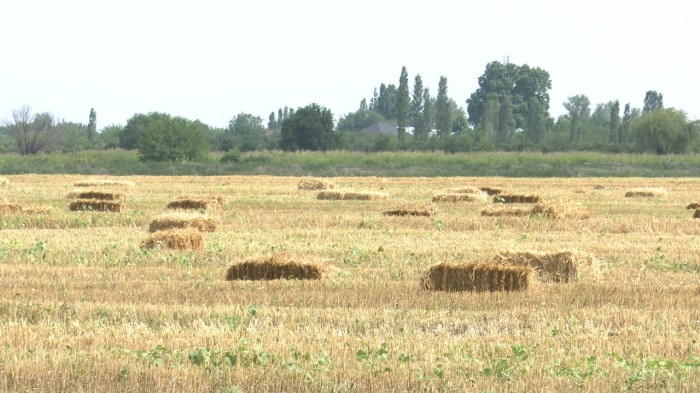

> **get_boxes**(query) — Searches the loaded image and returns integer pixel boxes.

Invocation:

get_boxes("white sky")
[1,0,697,129]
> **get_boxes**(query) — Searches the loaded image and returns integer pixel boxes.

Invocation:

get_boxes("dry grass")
[421,262,533,292]
[69,199,125,212]
[317,190,389,200]
[22,205,55,214]
[625,187,668,198]
[226,254,331,281]
[298,178,335,190]
[480,205,532,217]
[494,250,601,283]
[383,203,437,217]
[140,228,203,250]
[494,193,542,203]
[73,178,136,188]
[66,189,125,201]
[148,212,218,233]
[446,186,485,195]
[0,177,8,186]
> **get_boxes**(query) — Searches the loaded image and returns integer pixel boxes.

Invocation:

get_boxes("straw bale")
[140,229,203,251]
[447,187,485,195]
[494,193,542,204]
[421,263,532,292]
[298,178,335,190]
[149,212,218,233]
[317,190,389,200]
[694,209,700,219]
[494,250,601,283]
[479,187,503,196]
[226,254,332,281]
[166,199,210,211]
[686,202,700,210]
[73,178,136,187]
[69,199,124,212]
[433,192,488,203]
[67,189,124,201]
[383,203,437,217]
[480,205,532,217]
[0,203,23,214]
[624,188,667,198]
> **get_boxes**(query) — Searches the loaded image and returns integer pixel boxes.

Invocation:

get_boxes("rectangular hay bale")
[421,263,532,292]
[494,250,600,283]
[383,203,437,217]
[69,199,124,212]
[298,178,335,190]
[140,229,203,251]
[226,254,327,281]
[433,193,487,203]
[67,190,124,201]
[624,188,667,198]
[149,212,218,233]
[480,205,532,217]
[494,194,542,204]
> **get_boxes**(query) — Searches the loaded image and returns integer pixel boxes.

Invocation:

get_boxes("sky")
[1,0,698,129]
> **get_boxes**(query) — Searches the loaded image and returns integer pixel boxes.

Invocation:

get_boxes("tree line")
[1,61,698,161]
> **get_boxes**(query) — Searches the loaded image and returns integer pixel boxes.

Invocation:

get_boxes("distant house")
[359,122,397,135]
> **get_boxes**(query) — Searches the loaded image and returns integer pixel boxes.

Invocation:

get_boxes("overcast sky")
[1,0,697,129]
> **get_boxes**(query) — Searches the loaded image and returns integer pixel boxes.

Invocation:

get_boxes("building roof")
[359,122,397,135]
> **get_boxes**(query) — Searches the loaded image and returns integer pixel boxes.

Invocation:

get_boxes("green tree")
[563,95,591,145]
[620,103,640,144]
[643,90,664,113]
[279,104,337,151]
[467,61,551,137]
[87,108,97,144]
[268,112,277,130]
[609,100,620,145]
[120,112,170,150]
[496,93,515,144]
[3,105,62,155]
[435,76,452,138]
[421,88,433,139]
[396,66,410,140]
[411,74,427,139]
[95,124,123,149]
[136,115,209,161]
[226,113,267,151]
[278,108,284,126]
[58,122,89,153]
[359,98,368,111]
[632,108,696,154]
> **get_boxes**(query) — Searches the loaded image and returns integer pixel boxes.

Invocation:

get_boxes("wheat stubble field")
[0,174,699,392]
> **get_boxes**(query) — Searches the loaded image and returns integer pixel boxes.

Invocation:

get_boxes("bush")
[220,150,241,163]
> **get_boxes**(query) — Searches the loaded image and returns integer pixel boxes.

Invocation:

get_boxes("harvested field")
[67,189,125,201]
[317,190,389,200]
[0,177,8,186]
[625,187,668,198]
[480,205,532,217]
[298,178,335,190]
[494,250,600,283]
[383,203,437,217]
[149,212,218,233]
[69,199,125,212]
[1,174,700,392]
[140,228,203,250]
[226,254,330,281]
[494,193,542,203]
[421,262,532,292]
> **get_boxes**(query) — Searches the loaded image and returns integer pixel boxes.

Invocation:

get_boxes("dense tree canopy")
[632,108,696,154]
[279,104,337,151]
[136,114,209,161]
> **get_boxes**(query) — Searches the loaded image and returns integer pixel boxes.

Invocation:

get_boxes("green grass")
[1,150,700,177]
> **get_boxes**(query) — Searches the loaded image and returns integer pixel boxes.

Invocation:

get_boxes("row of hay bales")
[140,195,224,251]
[67,179,134,212]
[225,250,600,293]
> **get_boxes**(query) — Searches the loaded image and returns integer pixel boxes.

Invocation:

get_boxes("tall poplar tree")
[411,74,426,139]
[396,66,410,140]
[435,76,452,138]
